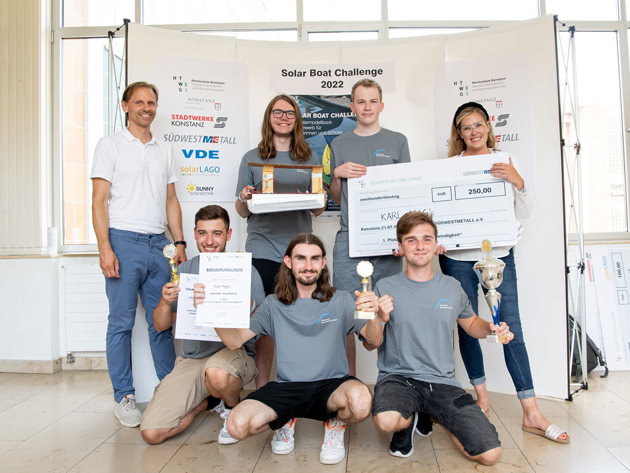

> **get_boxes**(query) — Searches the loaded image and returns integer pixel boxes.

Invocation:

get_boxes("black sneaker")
[389,412,417,458]
[414,411,433,437]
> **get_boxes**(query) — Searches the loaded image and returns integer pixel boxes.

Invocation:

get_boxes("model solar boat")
[246,162,327,214]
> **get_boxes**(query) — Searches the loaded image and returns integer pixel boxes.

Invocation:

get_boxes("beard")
[295,270,320,287]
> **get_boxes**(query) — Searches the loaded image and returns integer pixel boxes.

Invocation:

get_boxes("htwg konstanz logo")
[435,299,453,310]
[173,75,187,93]
[317,313,338,324]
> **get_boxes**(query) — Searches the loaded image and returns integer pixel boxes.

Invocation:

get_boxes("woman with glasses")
[235,94,326,390]
[437,102,569,444]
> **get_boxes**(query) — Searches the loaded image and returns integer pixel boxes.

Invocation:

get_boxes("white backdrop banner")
[270,62,395,95]
[126,16,567,398]
[435,53,536,202]
[151,55,249,202]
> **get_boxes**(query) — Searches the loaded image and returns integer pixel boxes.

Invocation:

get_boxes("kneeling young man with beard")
[198,233,388,465]
[370,212,513,465]
[141,205,265,446]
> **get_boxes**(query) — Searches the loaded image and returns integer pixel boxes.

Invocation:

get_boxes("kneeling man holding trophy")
[369,211,512,465]
[199,233,388,465]
[141,205,265,446]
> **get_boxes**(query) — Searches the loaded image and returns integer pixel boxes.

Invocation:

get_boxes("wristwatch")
[174,240,187,248]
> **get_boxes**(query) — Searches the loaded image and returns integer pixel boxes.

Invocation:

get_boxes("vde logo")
[182,149,219,159]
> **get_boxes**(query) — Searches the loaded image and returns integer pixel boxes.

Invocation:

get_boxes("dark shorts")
[372,374,501,457]
[252,258,282,296]
[244,376,359,430]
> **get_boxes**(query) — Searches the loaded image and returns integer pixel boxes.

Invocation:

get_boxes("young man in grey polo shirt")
[140,205,265,446]
[91,81,187,427]
[196,233,388,465]
[329,78,411,377]
[370,212,513,465]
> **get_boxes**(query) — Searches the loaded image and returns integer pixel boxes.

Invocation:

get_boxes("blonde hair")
[351,79,382,102]
[448,104,497,157]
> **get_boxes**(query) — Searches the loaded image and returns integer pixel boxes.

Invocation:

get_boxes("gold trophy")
[354,261,376,320]
[473,240,506,343]
[163,244,180,285]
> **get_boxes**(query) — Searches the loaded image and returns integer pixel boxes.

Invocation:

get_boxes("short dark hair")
[194,205,230,230]
[396,211,438,242]
[122,81,159,104]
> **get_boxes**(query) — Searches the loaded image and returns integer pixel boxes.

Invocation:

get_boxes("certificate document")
[348,153,516,257]
[175,273,221,341]
[197,253,252,328]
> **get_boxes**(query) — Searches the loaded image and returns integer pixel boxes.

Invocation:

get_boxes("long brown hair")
[275,233,336,305]
[258,94,312,162]
[448,103,498,157]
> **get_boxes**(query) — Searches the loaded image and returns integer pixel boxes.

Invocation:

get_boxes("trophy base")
[486,333,507,344]
[354,310,376,320]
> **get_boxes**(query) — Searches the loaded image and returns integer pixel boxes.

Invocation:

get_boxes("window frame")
[51,0,630,252]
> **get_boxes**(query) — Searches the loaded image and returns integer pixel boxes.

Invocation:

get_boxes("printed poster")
[435,53,536,202]
[152,55,249,202]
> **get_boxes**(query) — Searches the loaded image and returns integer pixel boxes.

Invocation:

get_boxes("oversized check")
[348,153,516,257]
[197,252,252,328]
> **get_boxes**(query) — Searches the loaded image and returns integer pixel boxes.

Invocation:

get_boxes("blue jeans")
[106,228,176,402]
[439,249,535,399]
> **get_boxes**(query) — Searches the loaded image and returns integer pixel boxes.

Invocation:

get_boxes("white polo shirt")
[91,128,178,234]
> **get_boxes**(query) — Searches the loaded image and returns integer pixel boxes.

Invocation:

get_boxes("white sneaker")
[114,394,142,428]
[217,403,239,445]
[320,417,346,465]
[272,418,296,454]
[209,399,226,415]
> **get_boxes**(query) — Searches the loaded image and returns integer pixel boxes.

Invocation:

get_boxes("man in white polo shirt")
[91,81,187,428]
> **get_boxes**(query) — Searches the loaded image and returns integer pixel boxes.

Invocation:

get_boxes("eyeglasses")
[459,121,487,135]
[271,109,296,119]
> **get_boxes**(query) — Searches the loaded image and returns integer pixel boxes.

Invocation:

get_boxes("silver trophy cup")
[473,241,506,343]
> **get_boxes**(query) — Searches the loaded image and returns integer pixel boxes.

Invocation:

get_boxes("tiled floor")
[0,370,628,472]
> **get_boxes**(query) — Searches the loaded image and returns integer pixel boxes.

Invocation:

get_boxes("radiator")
[65,264,108,351]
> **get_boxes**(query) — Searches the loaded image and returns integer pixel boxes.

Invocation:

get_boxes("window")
[63,0,135,27]
[54,0,630,245]
[61,37,126,245]
[303,0,381,21]
[143,0,296,24]
[388,0,538,21]
[308,31,379,41]
[197,30,298,41]
[559,31,626,233]
[547,0,618,21]
[389,28,476,38]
